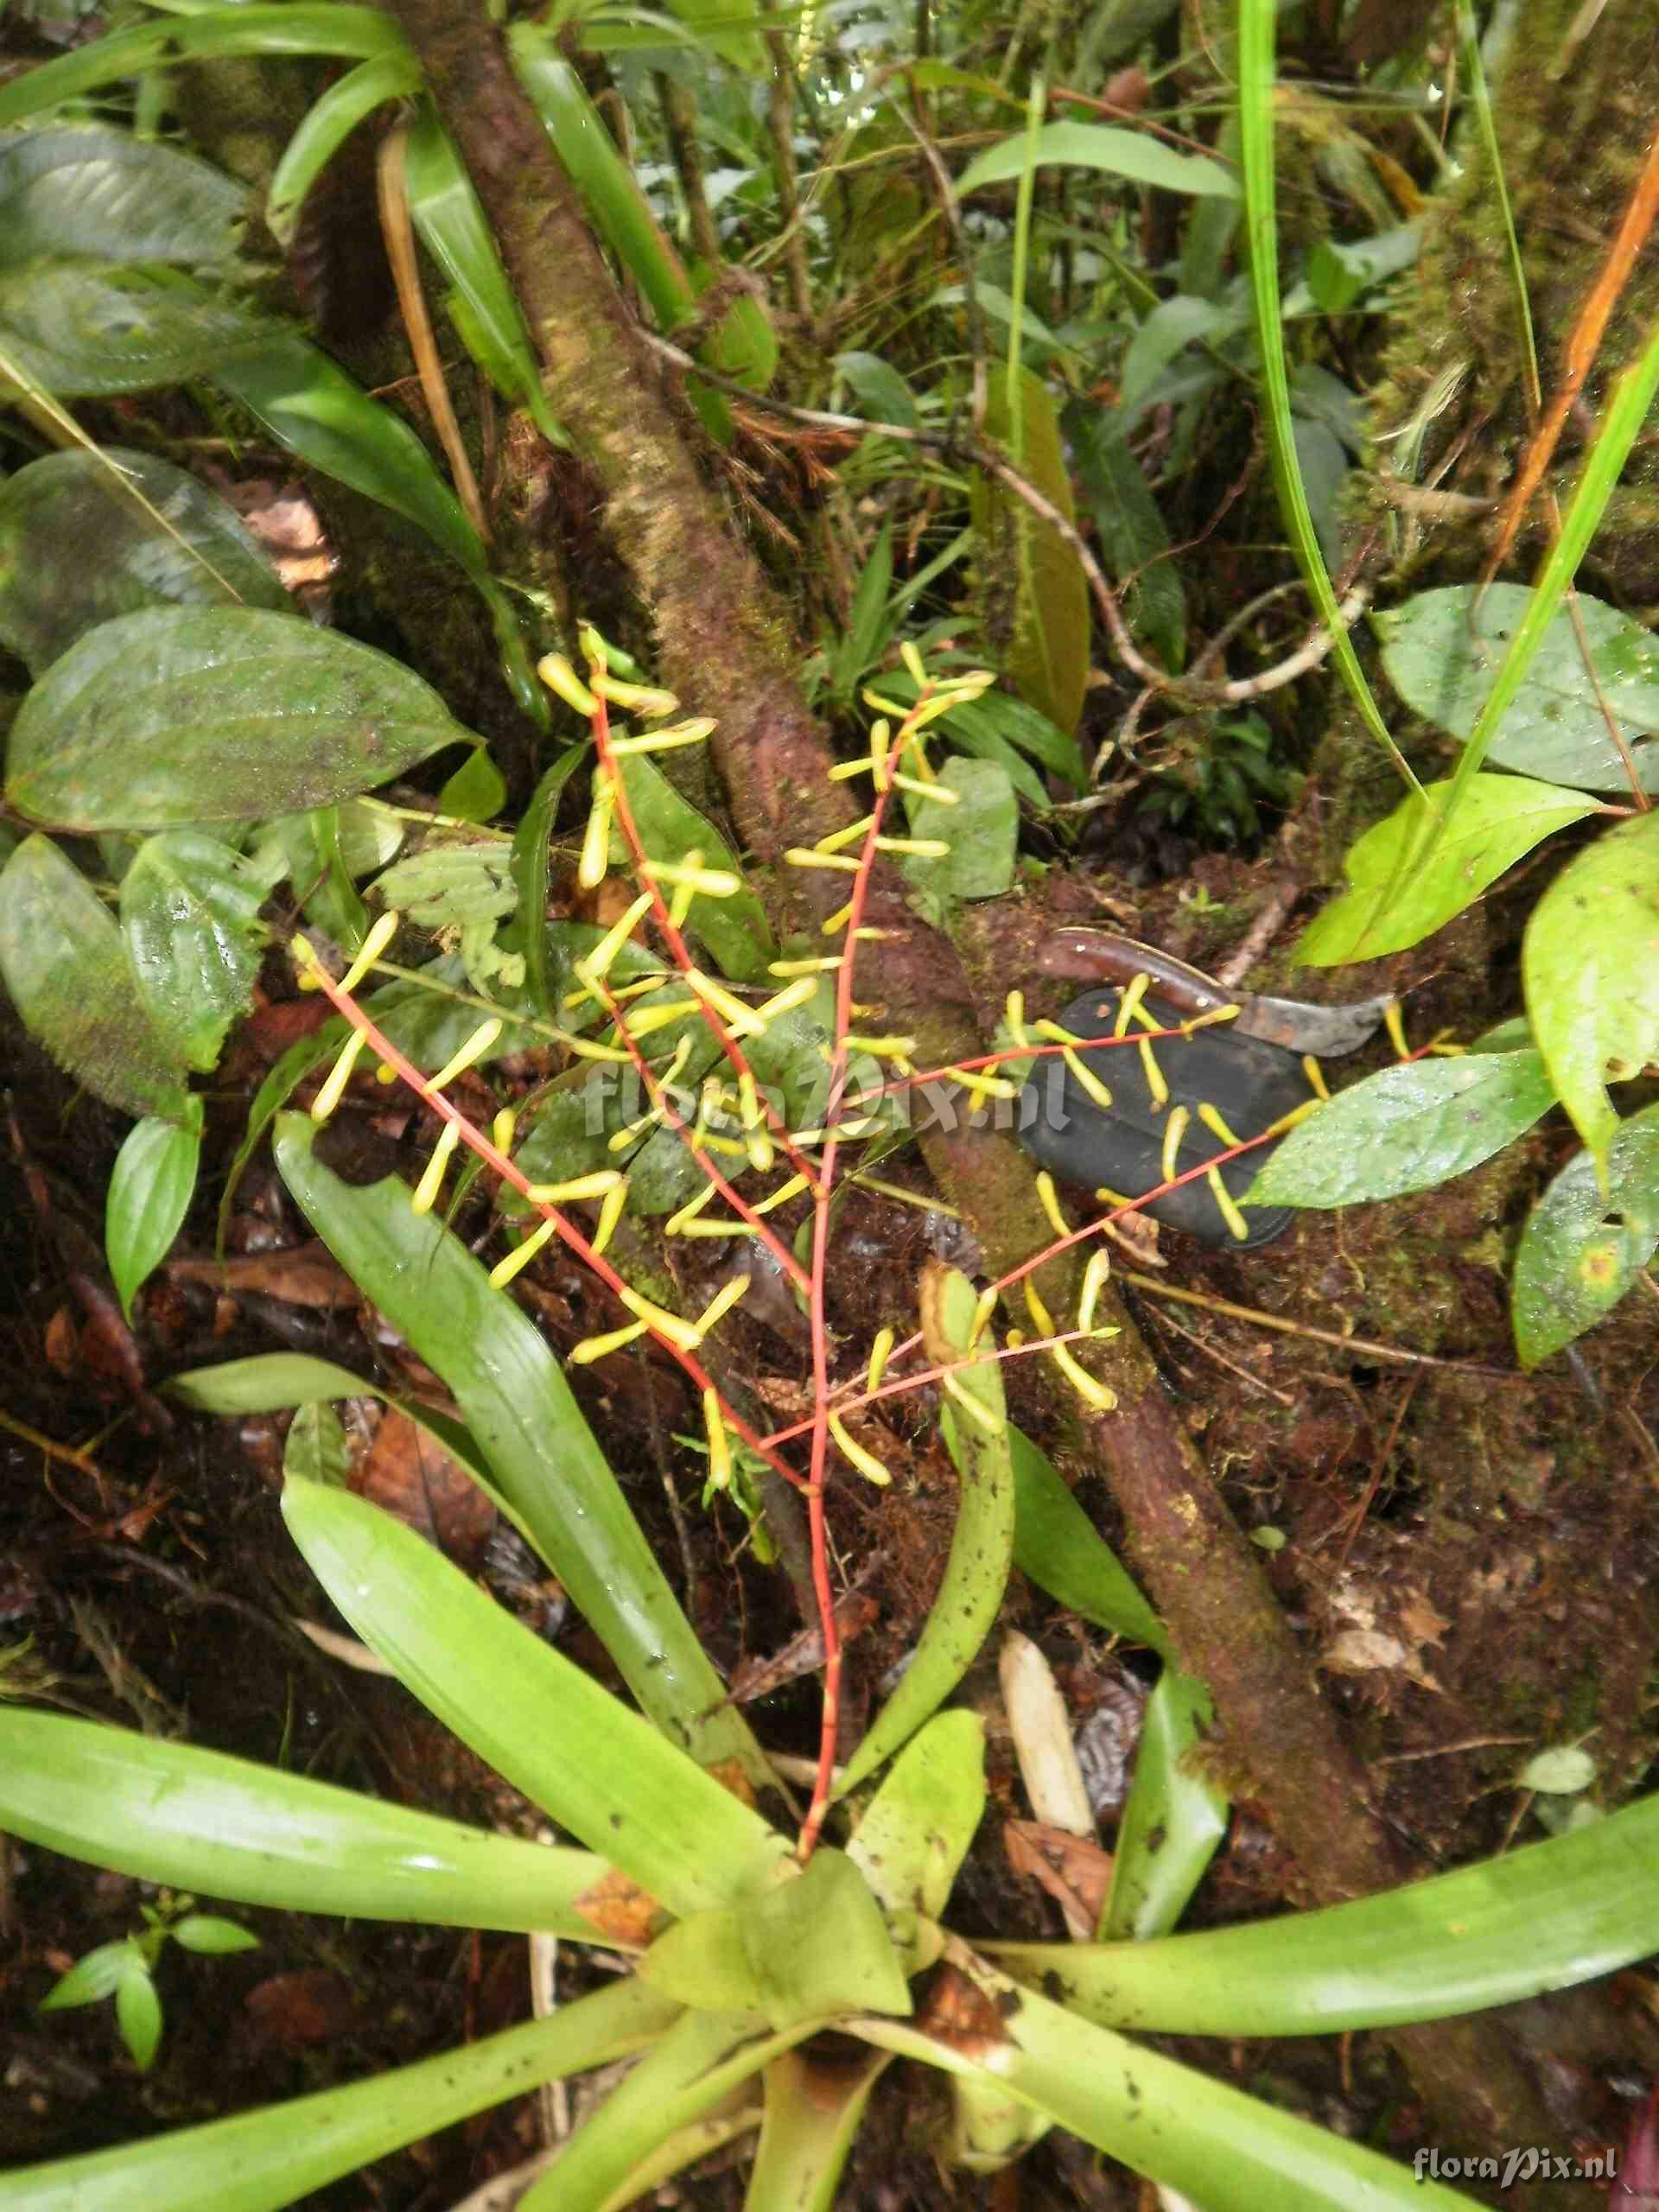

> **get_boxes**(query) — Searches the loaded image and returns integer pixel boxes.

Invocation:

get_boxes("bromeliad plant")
[7,633,1659,2210]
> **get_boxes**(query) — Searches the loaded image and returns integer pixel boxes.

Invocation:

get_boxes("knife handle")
[1034,928,1230,1020]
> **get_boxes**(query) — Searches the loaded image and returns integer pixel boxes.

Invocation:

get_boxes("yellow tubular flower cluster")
[340,909,401,995]
[867,1325,895,1391]
[537,652,598,716]
[1205,1167,1250,1243]
[1160,1105,1191,1185]
[830,1410,891,1487]
[1301,1054,1332,1101]
[1197,1100,1243,1149]
[1035,1171,1067,1238]
[703,1388,732,1488]
[411,1121,461,1214]
[311,1028,370,1122]
[1078,1249,1110,1335]
[488,1217,557,1289]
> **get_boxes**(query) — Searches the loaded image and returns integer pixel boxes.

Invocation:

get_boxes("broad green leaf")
[745,2047,889,2212]
[639,1849,910,2025]
[0,448,287,674]
[0,261,270,397]
[120,831,268,1069]
[168,1352,368,1413]
[0,10,408,134]
[1512,1101,1659,1367]
[991,1782,1659,2037]
[1068,411,1185,671]
[0,1980,675,2212]
[257,804,369,953]
[436,746,507,823]
[903,756,1017,910]
[272,1114,771,1782]
[1248,1052,1558,1207]
[0,1709,607,1936]
[955,120,1238,200]
[1118,293,1245,418]
[282,1478,790,1915]
[833,349,918,429]
[105,1097,202,1322]
[1522,812,1659,1175]
[0,127,245,267]
[847,1709,986,1961]
[8,607,471,830]
[403,106,569,450]
[509,745,587,1015]
[836,1268,1014,1797]
[971,370,1090,741]
[266,56,422,246]
[0,834,188,1117]
[1296,773,1599,966]
[1008,1423,1169,1658]
[114,1965,163,2072]
[283,1397,350,1485]
[1377,582,1659,796]
[866,1948,1477,2212]
[1306,223,1421,313]
[692,256,778,393]
[613,750,773,982]
[1101,1668,1227,1941]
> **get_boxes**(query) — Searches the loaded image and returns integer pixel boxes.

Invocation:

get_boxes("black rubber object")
[1016,987,1311,1249]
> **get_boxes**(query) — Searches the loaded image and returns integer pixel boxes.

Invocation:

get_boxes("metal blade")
[1234,988,1395,1058]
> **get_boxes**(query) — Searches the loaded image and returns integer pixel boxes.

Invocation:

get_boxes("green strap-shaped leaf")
[106,1097,203,1322]
[1512,1098,1659,1367]
[0,833,189,1117]
[272,1113,772,1783]
[835,1268,1014,1797]
[1008,1421,1169,1658]
[510,743,588,1014]
[1100,1667,1228,1941]
[956,119,1238,200]
[861,1944,1478,2211]
[1247,1050,1560,1208]
[988,1782,1659,2037]
[745,2047,891,2212]
[282,1477,790,1916]
[7,607,473,831]
[266,55,422,246]
[1,1978,677,2212]
[1296,773,1599,967]
[971,368,1089,741]
[846,1708,986,1965]
[0,1708,607,1936]
[1522,810,1659,1179]
[0,8,406,132]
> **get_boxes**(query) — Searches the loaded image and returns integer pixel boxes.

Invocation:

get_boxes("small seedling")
[39,1892,257,2071]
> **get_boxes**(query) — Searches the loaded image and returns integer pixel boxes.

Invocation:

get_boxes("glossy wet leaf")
[0,1979,674,2212]
[1247,1051,1558,1207]
[0,261,271,397]
[0,448,287,675]
[8,606,472,830]
[0,834,188,1118]
[956,119,1238,199]
[613,750,773,982]
[1377,582,1659,795]
[435,747,507,823]
[903,756,1017,908]
[971,370,1089,741]
[1296,773,1599,965]
[640,1849,910,2025]
[272,1115,770,1783]
[1523,813,1659,1176]
[0,1707,607,1936]
[283,1478,789,1915]
[119,831,268,1070]
[0,10,408,135]
[991,1781,1659,2038]
[266,55,422,246]
[106,1097,203,1323]
[1512,1100,1659,1367]
[1101,1668,1227,1941]
[836,1267,1014,1796]
[1008,1423,1169,1657]
[403,107,569,449]
[0,127,245,268]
